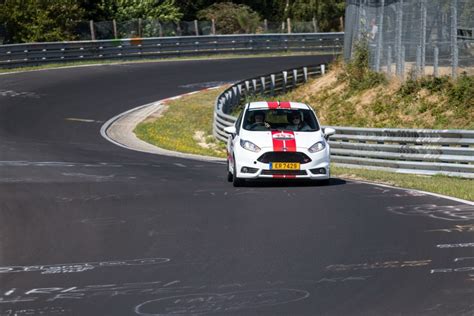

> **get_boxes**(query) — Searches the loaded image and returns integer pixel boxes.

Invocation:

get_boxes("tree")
[0,0,85,43]
[197,2,261,34]
[113,0,182,22]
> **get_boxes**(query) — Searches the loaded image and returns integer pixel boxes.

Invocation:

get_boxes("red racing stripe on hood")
[271,130,296,152]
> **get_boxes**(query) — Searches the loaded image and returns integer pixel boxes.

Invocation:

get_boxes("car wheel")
[232,159,244,187]
[226,159,233,182]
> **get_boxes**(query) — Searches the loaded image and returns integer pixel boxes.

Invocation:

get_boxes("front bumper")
[234,148,330,180]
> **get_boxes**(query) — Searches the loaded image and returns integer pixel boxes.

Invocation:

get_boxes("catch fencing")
[0,33,343,69]
[344,0,474,78]
[213,65,474,178]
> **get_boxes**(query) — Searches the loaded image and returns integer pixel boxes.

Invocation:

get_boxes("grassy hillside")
[283,53,473,129]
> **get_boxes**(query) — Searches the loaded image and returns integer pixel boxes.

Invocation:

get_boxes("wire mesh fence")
[344,0,474,78]
[0,18,332,44]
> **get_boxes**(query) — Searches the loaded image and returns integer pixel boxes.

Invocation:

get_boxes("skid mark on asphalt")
[65,118,104,124]
[0,89,40,98]
[387,204,474,221]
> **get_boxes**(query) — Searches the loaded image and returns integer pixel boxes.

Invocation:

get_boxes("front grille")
[257,152,311,164]
[261,170,307,175]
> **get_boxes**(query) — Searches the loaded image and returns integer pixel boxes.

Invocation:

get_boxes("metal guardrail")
[0,33,343,69]
[213,66,474,178]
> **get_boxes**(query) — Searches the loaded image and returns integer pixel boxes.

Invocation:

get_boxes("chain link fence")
[0,18,327,44]
[344,0,474,78]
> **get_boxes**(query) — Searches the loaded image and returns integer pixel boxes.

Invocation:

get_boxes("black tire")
[226,160,233,182]
[232,160,244,187]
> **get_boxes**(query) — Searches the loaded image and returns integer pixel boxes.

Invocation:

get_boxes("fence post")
[401,45,406,78]
[89,20,96,41]
[312,17,318,33]
[158,22,163,37]
[387,46,392,76]
[270,74,276,96]
[321,64,326,75]
[252,79,257,94]
[113,19,118,39]
[194,20,199,36]
[260,77,266,94]
[416,45,422,78]
[264,19,268,33]
[293,69,298,87]
[374,0,385,72]
[395,0,403,77]
[303,67,308,82]
[245,80,250,94]
[420,0,427,75]
[433,46,439,77]
[282,71,288,93]
[138,18,142,37]
[287,18,292,34]
[282,22,285,33]
[451,0,458,78]
[211,19,216,35]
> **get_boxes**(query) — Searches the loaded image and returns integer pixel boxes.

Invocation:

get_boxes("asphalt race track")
[0,56,473,316]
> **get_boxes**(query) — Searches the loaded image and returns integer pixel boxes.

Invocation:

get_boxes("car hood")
[239,129,325,150]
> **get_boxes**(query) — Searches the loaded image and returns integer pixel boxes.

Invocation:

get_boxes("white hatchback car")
[224,101,335,187]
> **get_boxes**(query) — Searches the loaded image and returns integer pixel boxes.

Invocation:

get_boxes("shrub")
[197,2,261,34]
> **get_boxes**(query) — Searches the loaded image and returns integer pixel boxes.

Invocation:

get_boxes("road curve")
[0,56,473,316]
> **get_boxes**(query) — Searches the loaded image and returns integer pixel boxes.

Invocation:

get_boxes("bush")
[338,41,387,91]
[197,2,261,34]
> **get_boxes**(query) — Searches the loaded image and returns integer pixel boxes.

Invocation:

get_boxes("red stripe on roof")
[279,102,291,109]
[267,102,279,109]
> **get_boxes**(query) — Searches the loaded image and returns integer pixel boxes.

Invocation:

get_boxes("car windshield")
[242,108,320,132]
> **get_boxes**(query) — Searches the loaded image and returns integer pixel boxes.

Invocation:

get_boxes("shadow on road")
[241,178,347,188]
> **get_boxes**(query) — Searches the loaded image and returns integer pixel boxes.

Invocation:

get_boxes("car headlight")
[240,139,261,152]
[308,141,326,153]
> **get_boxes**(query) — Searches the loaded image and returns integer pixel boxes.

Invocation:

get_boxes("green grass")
[332,166,473,201]
[134,84,473,201]
[0,51,335,74]
[134,87,227,158]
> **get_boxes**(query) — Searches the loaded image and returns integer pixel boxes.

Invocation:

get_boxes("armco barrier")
[213,66,474,178]
[0,33,343,68]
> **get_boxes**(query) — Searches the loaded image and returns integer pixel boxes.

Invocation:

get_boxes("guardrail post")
[89,20,96,41]
[232,86,239,105]
[252,79,257,95]
[245,80,250,95]
[433,46,439,77]
[321,64,325,75]
[270,74,276,96]
[194,20,199,36]
[237,84,243,97]
[260,77,266,94]
[293,69,298,87]
[282,71,288,93]
[303,67,308,82]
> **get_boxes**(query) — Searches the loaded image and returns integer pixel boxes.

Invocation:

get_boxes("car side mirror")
[224,126,236,135]
[323,127,335,140]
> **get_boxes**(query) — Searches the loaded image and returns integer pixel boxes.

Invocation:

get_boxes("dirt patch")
[193,130,220,151]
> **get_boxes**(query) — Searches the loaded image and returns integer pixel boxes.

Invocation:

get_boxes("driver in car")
[248,111,270,130]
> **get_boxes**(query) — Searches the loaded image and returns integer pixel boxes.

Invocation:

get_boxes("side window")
[235,110,244,135]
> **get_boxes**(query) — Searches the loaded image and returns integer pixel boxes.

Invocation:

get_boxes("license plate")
[270,162,300,170]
